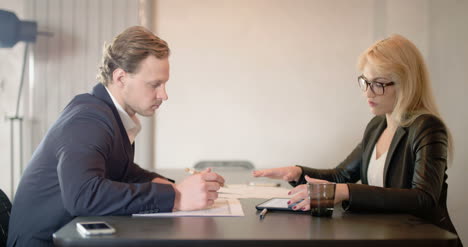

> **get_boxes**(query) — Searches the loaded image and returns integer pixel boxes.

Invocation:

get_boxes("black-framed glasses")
[357,75,395,96]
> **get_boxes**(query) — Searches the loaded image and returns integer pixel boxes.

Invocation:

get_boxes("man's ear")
[112,68,126,87]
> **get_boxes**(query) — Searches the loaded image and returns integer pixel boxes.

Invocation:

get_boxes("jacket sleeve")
[55,109,175,216]
[123,162,175,184]
[346,116,448,213]
[290,142,363,186]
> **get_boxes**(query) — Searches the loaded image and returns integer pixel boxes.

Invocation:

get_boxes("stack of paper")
[218,184,292,199]
[133,198,244,217]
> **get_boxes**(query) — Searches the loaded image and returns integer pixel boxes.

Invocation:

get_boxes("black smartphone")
[255,198,303,211]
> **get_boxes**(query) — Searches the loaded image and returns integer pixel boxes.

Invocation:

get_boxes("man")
[7,26,224,247]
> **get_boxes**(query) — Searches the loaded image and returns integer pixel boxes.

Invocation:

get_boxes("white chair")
[194,160,255,171]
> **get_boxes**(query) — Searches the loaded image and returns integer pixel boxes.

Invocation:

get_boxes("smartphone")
[255,198,304,211]
[76,221,116,236]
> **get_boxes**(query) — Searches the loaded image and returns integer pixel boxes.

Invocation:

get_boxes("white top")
[105,87,141,144]
[367,145,387,187]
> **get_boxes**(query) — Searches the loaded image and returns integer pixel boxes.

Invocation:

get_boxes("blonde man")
[8,26,224,247]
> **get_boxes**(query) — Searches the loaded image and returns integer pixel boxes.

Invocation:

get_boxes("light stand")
[1,9,51,198]
[7,43,29,199]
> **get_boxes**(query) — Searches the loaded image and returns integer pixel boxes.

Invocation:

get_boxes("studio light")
[0,9,38,48]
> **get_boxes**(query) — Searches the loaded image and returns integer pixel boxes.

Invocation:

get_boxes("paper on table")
[218,184,292,199]
[132,198,244,217]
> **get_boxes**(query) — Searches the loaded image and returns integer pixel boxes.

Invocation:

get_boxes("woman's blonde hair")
[97,26,170,85]
[358,34,453,160]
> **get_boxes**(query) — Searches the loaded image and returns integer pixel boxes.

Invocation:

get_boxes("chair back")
[194,160,255,171]
[0,189,12,247]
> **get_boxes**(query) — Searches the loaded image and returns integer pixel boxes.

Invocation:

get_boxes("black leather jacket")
[294,114,461,245]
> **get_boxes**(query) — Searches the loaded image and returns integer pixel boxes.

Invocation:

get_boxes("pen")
[184,168,199,175]
[259,208,268,219]
[184,168,227,187]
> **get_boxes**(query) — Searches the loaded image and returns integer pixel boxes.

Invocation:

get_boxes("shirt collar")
[105,86,141,143]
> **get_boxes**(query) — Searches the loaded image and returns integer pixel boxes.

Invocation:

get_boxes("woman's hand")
[252,166,302,182]
[287,176,350,211]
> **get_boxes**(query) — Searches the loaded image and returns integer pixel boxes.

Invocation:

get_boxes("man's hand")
[252,166,302,182]
[173,168,225,211]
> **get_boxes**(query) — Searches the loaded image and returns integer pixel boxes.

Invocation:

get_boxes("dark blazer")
[294,114,461,245]
[1,189,12,247]
[7,83,175,247]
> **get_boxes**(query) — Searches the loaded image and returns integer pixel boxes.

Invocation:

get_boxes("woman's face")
[361,65,397,116]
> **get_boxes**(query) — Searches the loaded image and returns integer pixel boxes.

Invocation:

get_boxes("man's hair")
[97,26,170,85]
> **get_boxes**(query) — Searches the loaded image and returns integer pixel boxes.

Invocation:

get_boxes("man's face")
[121,55,170,116]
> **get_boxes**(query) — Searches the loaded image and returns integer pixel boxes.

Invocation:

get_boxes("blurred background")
[0,0,467,242]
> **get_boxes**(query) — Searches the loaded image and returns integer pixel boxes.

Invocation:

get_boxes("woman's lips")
[368,100,377,107]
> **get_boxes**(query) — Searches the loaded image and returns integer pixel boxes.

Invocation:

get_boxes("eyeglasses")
[357,75,395,96]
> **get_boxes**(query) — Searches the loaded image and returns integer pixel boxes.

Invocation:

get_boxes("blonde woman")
[253,34,462,246]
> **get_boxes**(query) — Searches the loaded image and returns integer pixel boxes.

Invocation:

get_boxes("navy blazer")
[8,83,175,247]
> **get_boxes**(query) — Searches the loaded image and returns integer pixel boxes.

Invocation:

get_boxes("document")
[132,198,244,217]
[218,184,292,199]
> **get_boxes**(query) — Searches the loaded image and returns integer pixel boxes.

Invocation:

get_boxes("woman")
[253,34,462,246]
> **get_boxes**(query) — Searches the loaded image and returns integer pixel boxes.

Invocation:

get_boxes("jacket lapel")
[361,118,386,184]
[91,83,134,162]
[383,127,406,186]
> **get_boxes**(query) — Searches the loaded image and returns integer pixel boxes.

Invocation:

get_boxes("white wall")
[154,0,374,168]
[153,0,468,242]
[428,0,468,241]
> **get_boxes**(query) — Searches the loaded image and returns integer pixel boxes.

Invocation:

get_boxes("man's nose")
[158,86,168,101]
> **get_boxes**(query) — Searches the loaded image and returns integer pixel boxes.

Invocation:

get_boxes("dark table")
[53,169,458,247]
